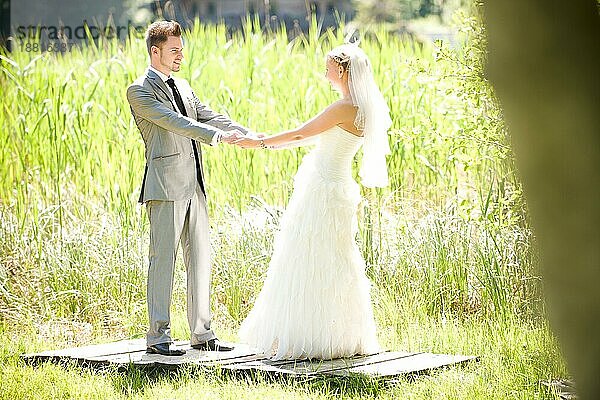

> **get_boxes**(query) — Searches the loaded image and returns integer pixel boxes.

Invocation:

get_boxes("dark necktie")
[165,77,205,195]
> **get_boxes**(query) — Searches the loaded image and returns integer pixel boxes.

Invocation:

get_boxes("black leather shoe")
[191,338,233,352]
[146,342,186,356]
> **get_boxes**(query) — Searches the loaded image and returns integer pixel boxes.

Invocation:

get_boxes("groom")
[127,20,250,356]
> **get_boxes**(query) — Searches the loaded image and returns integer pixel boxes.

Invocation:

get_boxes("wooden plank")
[22,339,249,367]
[222,360,304,376]
[223,351,419,376]
[329,352,478,377]
[273,351,416,373]
[22,339,146,361]
[92,343,258,367]
[202,353,269,367]
[21,339,148,366]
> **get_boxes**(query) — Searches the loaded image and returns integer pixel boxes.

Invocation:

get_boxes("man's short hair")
[145,20,182,55]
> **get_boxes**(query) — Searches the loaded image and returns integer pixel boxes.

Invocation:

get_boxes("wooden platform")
[21,339,477,379]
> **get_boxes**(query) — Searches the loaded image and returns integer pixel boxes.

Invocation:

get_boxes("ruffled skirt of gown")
[238,150,380,360]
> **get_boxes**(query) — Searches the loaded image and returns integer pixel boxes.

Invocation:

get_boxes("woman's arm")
[236,100,357,149]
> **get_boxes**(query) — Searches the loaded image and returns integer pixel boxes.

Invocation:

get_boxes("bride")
[235,43,392,360]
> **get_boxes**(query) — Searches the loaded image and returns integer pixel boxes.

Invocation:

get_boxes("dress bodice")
[312,126,364,182]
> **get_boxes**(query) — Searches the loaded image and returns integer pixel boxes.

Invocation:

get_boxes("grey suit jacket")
[127,69,248,203]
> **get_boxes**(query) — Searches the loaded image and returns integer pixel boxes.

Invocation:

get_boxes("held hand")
[242,131,265,139]
[221,129,245,144]
[234,137,262,149]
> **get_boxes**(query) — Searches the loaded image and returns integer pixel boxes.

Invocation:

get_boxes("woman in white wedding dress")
[235,43,392,360]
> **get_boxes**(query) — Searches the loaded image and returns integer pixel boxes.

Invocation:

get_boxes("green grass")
[0,11,568,400]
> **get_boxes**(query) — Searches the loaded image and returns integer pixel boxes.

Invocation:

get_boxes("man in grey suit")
[127,20,249,356]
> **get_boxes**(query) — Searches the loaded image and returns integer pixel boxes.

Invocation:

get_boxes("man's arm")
[127,84,222,145]
[193,92,250,135]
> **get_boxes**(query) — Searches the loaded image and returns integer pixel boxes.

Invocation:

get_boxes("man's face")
[156,35,184,73]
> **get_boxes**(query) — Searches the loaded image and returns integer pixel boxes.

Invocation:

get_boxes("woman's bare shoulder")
[329,99,358,118]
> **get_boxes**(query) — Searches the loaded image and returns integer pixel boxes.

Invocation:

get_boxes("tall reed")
[0,13,537,336]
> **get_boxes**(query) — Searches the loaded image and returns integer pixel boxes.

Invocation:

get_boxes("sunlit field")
[0,12,567,400]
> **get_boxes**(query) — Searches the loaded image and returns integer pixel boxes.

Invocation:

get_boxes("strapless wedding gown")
[238,126,380,360]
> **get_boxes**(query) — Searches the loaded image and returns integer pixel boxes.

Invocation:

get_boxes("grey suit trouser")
[145,184,216,347]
